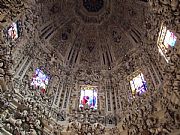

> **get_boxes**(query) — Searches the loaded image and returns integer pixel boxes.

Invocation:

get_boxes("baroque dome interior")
[32,0,149,70]
[0,0,180,135]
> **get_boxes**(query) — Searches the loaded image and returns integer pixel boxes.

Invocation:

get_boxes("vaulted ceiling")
[32,0,149,70]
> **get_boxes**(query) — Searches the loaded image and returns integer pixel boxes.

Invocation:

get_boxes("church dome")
[0,0,179,135]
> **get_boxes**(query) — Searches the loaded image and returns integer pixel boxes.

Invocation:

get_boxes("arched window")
[31,68,50,93]
[79,85,97,110]
[157,23,177,62]
[129,72,147,97]
[3,20,22,43]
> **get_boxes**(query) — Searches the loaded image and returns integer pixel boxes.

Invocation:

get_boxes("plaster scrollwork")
[67,120,105,135]
[0,0,180,135]
[75,69,102,84]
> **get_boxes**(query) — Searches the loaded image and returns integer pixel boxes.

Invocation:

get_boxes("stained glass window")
[157,24,177,62]
[130,73,147,96]
[8,22,19,40]
[79,86,97,110]
[31,68,50,93]
[164,30,177,48]
[4,21,22,42]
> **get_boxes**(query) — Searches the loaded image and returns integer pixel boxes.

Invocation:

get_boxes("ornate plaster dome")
[36,0,148,70]
[0,0,180,135]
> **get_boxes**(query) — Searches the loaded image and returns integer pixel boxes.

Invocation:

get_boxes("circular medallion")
[83,0,104,12]
[75,0,111,24]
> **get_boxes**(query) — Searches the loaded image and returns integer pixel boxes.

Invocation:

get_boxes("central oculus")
[83,0,104,12]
